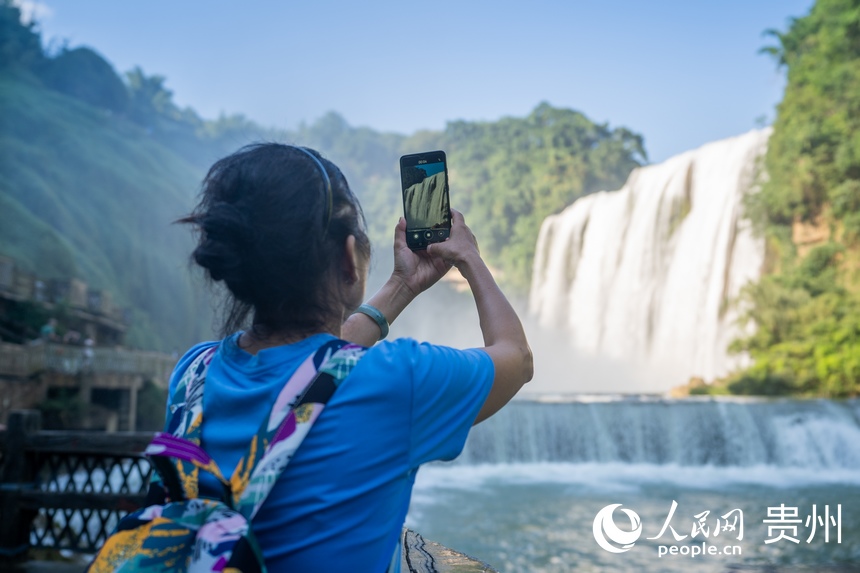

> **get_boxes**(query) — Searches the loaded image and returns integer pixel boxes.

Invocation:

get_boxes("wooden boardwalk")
[0,343,177,430]
[0,342,175,384]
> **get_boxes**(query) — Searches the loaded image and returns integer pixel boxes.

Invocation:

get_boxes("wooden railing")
[0,342,176,386]
[0,411,496,572]
[0,411,152,560]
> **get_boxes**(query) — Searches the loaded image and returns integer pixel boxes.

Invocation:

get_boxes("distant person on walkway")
[82,337,95,370]
[39,318,57,342]
[163,144,533,571]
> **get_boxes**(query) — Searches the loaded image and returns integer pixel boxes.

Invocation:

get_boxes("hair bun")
[199,202,252,244]
[193,203,255,298]
[180,143,370,336]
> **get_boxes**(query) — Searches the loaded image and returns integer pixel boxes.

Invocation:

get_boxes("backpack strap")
[147,345,221,502]
[233,339,368,519]
[145,338,368,518]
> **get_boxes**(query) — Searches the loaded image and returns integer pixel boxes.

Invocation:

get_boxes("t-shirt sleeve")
[406,340,495,467]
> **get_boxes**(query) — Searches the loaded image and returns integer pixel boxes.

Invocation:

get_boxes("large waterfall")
[529,129,770,386]
[460,398,860,469]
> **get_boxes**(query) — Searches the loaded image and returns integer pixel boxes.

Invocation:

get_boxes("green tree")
[126,66,180,126]
[41,47,129,112]
[0,0,44,71]
[754,0,860,231]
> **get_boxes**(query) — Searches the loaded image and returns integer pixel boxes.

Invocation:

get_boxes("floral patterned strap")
[156,346,220,501]
[179,346,217,443]
[154,339,367,517]
[145,432,228,482]
[233,341,368,519]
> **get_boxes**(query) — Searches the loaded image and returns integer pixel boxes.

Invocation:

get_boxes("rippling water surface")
[406,398,860,572]
[408,463,860,572]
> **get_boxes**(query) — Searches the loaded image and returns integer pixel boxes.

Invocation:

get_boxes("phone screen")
[400,151,451,249]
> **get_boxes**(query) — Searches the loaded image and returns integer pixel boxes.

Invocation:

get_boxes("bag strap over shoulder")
[237,339,368,519]
[146,345,218,502]
[146,338,368,518]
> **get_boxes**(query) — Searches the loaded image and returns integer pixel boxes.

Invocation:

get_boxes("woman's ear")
[341,234,359,285]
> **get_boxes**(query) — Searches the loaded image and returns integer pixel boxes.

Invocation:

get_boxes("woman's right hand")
[426,209,481,268]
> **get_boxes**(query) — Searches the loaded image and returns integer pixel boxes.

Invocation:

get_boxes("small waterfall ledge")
[460,398,860,469]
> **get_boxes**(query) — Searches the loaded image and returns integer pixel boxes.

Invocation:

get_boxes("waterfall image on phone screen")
[403,162,450,229]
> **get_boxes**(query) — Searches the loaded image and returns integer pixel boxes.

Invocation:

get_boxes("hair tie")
[295,147,333,230]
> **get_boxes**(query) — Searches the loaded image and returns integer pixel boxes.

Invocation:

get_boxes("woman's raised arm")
[427,209,533,423]
[342,209,533,423]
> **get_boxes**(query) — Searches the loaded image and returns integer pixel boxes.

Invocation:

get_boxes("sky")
[24,0,814,163]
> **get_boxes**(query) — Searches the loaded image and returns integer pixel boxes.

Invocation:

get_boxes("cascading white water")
[529,129,770,386]
[459,398,860,468]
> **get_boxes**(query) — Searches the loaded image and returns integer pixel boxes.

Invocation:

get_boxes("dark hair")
[179,144,370,336]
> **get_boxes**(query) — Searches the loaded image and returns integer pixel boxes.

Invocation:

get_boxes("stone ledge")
[2,530,498,573]
[402,529,498,573]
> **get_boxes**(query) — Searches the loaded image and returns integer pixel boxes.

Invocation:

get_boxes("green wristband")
[354,303,389,341]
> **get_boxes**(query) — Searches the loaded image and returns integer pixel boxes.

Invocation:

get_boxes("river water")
[405,396,860,572]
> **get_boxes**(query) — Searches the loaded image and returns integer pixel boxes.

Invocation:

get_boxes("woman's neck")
[237,317,343,355]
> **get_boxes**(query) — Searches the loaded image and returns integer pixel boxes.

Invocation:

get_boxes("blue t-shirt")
[167,332,494,572]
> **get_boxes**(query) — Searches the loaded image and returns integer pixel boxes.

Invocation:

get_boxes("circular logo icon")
[592,504,643,553]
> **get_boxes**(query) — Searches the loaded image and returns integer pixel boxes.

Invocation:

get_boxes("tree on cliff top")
[0,0,44,71]
[754,0,860,232]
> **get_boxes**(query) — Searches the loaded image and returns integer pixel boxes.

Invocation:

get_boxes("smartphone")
[399,150,452,250]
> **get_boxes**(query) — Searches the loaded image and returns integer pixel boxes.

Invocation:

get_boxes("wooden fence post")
[0,409,41,561]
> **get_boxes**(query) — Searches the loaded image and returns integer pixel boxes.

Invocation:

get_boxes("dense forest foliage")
[439,110,645,289]
[0,0,644,350]
[1,3,211,350]
[703,0,860,398]
[296,108,646,290]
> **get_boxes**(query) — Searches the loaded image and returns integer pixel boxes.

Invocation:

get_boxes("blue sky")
[418,162,445,178]
[27,0,813,162]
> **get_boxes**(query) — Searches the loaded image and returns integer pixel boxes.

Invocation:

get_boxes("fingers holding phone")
[390,216,451,296]
[426,209,481,267]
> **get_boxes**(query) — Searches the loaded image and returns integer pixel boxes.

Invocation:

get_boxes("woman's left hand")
[390,217,451,298]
